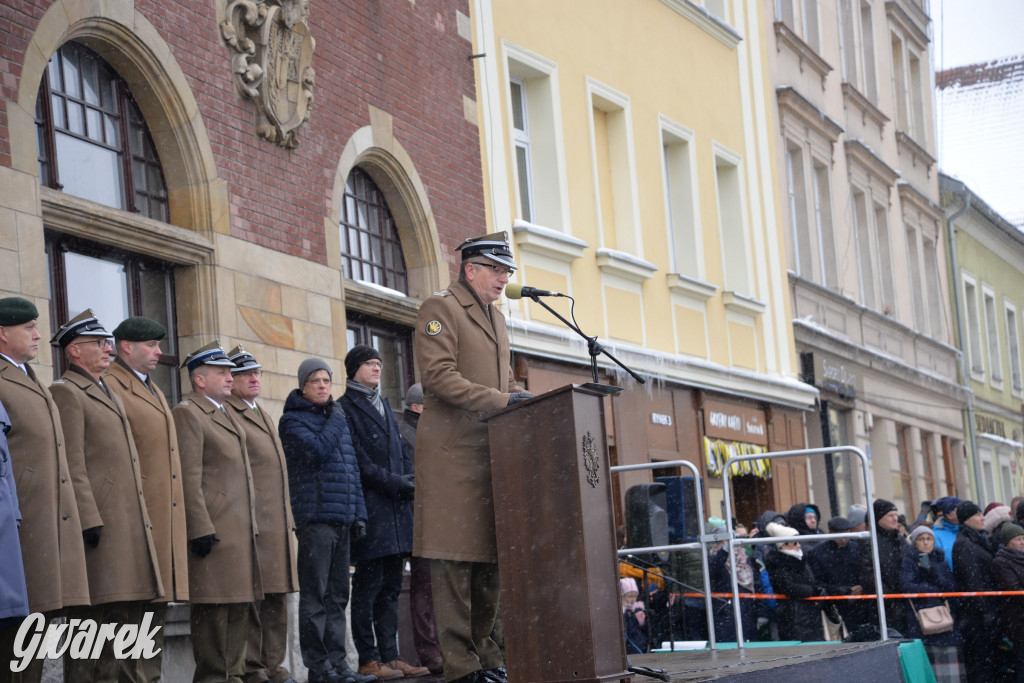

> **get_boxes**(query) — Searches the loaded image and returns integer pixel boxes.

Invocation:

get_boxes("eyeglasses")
[473,262,514,277]
[236,370,263,378]
[363,361,383,369]
[72,338,113,349]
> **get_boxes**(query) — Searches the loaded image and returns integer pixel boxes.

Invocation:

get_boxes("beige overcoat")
[105,359,189,601]
[226,394,298,594]
[173,392,262,603]
[50,368,164,604]
[0,358,89,612]
[412,281,524,563]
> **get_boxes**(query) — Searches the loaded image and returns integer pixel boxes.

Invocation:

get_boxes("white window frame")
[962,274,984,379]
[659,115,703,281]
[983,284,1003,388]
[839,0,878,102]
[776,0,821,52]
[1007,300,1023,397]
[713,142,753,298]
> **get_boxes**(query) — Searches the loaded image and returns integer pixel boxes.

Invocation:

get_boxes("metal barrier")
[609,460,719,648]
[721,446,887,646]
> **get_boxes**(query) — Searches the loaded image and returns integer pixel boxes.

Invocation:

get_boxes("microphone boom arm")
[526,294,646,385]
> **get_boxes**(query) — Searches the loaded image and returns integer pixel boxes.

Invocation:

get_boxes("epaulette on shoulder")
[178,399,191,407]
[432,288,453,297]
[52,379,66,385]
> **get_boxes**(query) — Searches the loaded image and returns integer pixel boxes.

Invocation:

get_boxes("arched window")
[36,41,168,221]
[340,167,408,294]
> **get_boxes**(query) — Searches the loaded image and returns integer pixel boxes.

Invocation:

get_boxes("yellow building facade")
[472,0,817,524]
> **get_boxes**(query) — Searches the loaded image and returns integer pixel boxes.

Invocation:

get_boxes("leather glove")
[82,526,102,548]
[190,533,219,558]
[507,391,535,406]
[398,473,415,500]
[351,519,367,541]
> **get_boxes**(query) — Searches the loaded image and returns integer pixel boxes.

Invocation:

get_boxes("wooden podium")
[486,384,631,683]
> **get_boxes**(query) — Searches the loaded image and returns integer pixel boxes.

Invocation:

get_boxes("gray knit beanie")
[297,358,332,388]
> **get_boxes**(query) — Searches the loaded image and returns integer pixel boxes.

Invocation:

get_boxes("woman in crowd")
[900,525,964,682]
[992,522,1024,681]
[621,577,647,654]
[764,523,826,641]
[708,520,760,642]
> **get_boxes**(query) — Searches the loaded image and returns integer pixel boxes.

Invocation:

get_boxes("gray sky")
[932,0,1024,71]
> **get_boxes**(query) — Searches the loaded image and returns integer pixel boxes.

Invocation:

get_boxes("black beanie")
[345,344,381,379]
[873,498,898,524]
[956,500,981,525]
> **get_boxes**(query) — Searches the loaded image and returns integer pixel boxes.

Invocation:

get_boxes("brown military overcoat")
[0,358,89,612]
[412,280,524,563]
[105,359,189,601]
[226,394,298,595]
[173,392,262,603]
[50,368,164,604]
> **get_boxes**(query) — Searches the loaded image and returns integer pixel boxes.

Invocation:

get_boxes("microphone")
[505,283,565,299]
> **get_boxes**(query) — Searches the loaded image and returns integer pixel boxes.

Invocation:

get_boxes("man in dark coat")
[858,499,908,635]
[808,516,866,629]
[279,358,373,683]
[0,297,89,683]
[400,383,443,674]
[339,345,425,680]
[952,499,1002,681]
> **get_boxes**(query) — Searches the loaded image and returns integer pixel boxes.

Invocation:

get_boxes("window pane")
[62,53,81,99]
[51,94,65,129]
[64,251,129,328]
[86,107,103,140]
[67,102,85,135]
[55,132,124,208]
[82,56,100,106]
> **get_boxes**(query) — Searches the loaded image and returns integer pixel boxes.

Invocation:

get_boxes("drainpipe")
[944,177,979,499]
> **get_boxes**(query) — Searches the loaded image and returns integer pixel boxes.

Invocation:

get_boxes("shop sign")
[802,352,862,400]
[975,413,1008,439]
[651,412,673,426]
[703,398,768,446]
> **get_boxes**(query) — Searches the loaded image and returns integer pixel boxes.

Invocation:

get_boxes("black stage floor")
[624,640,904,682]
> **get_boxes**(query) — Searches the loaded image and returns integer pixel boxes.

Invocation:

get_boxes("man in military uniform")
[413,232,533,683]
[174,341,261,683]
[105,316,189,682]
[0,297,89,683]
[225,345,299,683]
[49,309,163,683]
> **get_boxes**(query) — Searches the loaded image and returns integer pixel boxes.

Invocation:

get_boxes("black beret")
[112,316,166,342]
[0,297,39,327]
[345,344,381,379]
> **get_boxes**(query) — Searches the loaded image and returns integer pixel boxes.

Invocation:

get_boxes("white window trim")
[962,272,985,381]
[658,114,704,281]
[586,77,643,258]
[712,141,755,300]
[1006,299,1023,398]
[982,283,1003,389]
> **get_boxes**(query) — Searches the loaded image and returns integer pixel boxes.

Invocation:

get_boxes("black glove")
[351,519,367,541]
[82,526,102,548]
[190,533,219,558]
[398,473,415,500]
[507,391,535,406]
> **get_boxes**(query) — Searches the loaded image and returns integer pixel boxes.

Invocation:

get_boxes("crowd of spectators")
[621,496,1024,682]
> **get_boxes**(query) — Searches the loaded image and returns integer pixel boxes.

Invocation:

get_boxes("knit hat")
[0,297,39,326]
[932,496,962,517]
[766,522,799,539]
[297,358,332,388]
[873,499,898,524]
[619,577,639,596]
[847,505,868,527]
[908,525,934,545]
[344,345,381,379]
[984,501,1005,515]
[1001,522,1024,546]
[404,382,424,408]
[984,505,1012,535]
[956,500,982,525]
[827,516,854,533]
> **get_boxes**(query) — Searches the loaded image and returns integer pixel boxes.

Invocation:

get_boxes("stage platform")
[625,639,906,681]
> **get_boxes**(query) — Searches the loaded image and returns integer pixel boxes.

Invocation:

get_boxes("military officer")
[0,297,89,683]
[225,345,299,683]
[413,232,533,683]
[49,309,163,683]
[174,341,261,683]
[106,316,189,682]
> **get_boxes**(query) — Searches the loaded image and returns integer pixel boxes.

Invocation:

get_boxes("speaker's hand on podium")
[507,392,535,406]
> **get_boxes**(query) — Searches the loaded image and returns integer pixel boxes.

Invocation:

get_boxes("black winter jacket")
[338,390,413,562]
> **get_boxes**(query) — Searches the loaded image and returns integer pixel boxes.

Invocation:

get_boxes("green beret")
[112,316,166,342]
[0,297,39,327]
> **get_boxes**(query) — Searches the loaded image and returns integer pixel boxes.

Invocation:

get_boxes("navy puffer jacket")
[278,390,367,526]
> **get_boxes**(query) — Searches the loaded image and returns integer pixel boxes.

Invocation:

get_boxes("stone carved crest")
[220,0,315,148]
[582,431,600,488]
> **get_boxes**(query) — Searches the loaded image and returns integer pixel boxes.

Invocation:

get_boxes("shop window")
[46,232,179,401]
[36,41,168,221]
